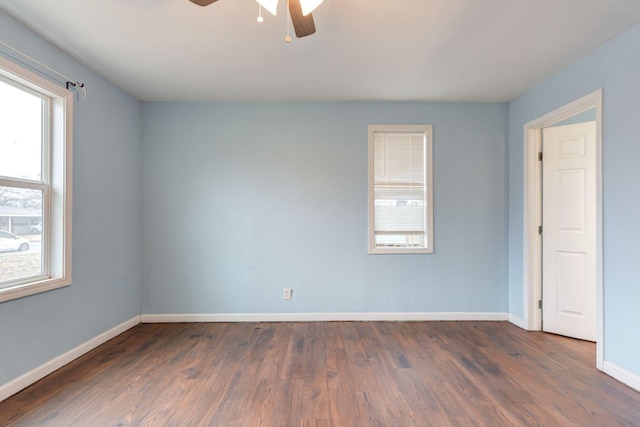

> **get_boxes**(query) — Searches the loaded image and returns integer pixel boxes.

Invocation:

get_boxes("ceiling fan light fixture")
[299,0,323,16]
[256,0,279,16]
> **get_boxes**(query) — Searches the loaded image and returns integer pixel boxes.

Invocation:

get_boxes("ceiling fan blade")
[288,0,316,38]
[189,0,219,6]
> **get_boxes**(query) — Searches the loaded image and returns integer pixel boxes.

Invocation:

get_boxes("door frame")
[522,89,604,370]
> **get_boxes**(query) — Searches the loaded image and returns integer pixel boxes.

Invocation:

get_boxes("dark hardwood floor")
[1,321,639,426]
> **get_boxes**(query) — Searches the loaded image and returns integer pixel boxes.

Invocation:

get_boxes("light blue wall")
[142,102,508,315]
[508,22,640,376]
[0,11,143,385]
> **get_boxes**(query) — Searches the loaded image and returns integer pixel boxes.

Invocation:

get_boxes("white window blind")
[368,125,433,254]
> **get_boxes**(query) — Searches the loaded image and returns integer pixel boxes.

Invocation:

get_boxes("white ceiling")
[1,0,640,103]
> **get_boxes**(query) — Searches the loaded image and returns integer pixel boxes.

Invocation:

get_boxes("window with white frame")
[0,56,73,302]
[368,125,433,254]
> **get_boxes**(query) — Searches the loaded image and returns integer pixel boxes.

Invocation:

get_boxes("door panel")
[556,251,586,315]
[542,122,596,341]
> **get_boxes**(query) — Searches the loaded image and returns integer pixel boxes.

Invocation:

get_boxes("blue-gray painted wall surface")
[142,102,509,315]
[0,11,143,385]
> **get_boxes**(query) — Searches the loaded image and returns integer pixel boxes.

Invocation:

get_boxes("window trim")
[368,124,433,254]
[0,55,73,302]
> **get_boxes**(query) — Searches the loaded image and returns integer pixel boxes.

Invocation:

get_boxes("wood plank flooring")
[1,321,639,426]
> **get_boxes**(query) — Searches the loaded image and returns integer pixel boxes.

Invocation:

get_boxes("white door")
[542,121,596,341]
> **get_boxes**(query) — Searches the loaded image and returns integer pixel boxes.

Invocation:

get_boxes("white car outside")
[0,230,31,252]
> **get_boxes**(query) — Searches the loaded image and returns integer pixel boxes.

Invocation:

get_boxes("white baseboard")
[0,315,141,403]
[508,313,527,329]
[603,360,640,392]
[141,312,509,323]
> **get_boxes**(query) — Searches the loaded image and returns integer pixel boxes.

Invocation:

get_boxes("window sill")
[0,276,71,303]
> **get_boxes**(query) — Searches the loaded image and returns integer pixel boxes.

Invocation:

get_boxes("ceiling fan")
[188,0,321,39]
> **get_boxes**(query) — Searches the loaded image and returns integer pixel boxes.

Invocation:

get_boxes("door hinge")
[538,299,543,309]
[538,225,543,235]
[538,152,543,161]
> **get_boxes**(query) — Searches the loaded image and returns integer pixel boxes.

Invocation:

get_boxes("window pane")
[0,79,43,181]
[0,186,43,285]
[373,133,425,185]
[374,203,426,232]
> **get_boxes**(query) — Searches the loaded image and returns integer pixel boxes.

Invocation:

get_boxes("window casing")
[0,56,73,302]
[368,125,433,254]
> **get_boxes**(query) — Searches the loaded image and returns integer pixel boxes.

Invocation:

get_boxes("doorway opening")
[522,89,603,370]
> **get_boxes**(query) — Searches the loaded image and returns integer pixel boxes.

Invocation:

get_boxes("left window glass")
[0,78,47,290]
[0,187,43,283]
[0,80,43,179]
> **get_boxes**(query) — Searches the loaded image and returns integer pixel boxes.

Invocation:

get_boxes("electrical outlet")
[283,288,293,300]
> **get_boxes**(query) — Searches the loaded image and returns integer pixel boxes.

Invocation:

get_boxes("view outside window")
[0,79,45,286]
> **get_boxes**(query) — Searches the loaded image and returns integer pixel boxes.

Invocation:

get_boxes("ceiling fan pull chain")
[285,0,292,43]
[257,4,264,23]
